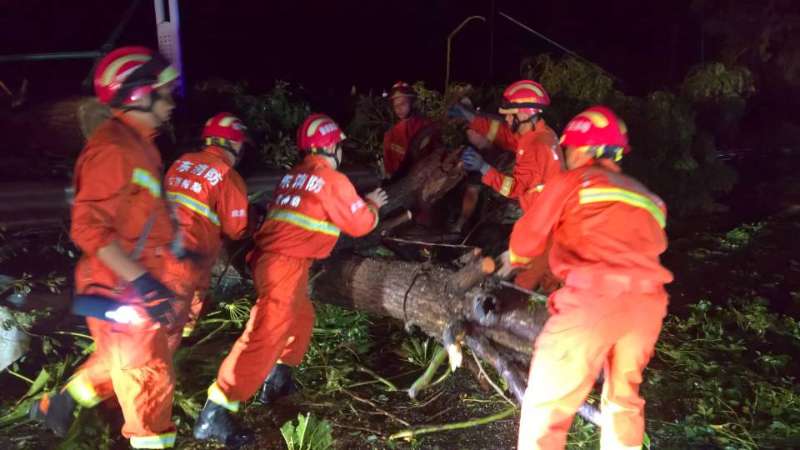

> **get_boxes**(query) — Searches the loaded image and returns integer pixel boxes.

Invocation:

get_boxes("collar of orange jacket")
[303,153,336,170]
[203,145,235,167]
[112,109,158,141]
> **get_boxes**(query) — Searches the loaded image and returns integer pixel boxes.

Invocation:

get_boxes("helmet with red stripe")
[296,113,346,154]
[560,105,630,161]
[498,80,550,115]
[93,46,178,107]
[202,113,247,147]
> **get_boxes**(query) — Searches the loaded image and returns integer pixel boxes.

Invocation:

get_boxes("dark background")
[1,0,705,102]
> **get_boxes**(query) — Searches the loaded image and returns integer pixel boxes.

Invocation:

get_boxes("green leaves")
[682,63,756,103]
[645,297,800,448]
[280,413,334,450]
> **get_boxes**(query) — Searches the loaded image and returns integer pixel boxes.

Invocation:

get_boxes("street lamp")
[445,15,486,92]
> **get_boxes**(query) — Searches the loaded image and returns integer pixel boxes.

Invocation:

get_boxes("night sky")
[2,0,703,103]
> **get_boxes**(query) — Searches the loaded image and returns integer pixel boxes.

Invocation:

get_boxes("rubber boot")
[256,363,298,405]
[29,391,77,437]
[192,400,254,449]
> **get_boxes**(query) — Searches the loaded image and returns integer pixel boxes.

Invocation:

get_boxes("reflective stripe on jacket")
[508,161,673,284]
[470,117,564,212]
[253,155,379,259]
[71,111,175,292]
[165,146,249,262]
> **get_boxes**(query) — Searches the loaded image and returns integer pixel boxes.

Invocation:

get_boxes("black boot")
[256,363,298,405]
[192,400,254,449]
[29,391,77,437]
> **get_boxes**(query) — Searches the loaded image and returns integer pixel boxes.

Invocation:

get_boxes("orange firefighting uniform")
[383,115,438,178]
[508,160,673,450]
[164,146,250,337]
[207,154,379,411]
[470,116,564,291]
[65,111,191,449]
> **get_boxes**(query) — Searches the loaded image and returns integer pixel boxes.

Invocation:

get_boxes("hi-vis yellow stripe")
[487,120,500,142]
[132,168,161,198]
[499,176,515,197]
[65,372,105,407]
[208,382,239,412]
[130,432,177,449]
[167,191,220,226]
[508,248,532,265]
[579,187,666,228]
[267,208,341,236]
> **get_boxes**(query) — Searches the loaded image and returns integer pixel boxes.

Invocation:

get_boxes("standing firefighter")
[193,113,389,446]
[30,46,185,449]
[382,81,439,180]
[450,79,564,291]
[499,106,673,450]
[166,113,252,338]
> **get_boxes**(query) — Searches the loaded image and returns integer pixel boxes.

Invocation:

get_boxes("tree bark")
[312,254,544,359]
[382,147,465,217]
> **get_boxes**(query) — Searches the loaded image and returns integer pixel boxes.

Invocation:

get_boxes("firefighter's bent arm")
[321,174,381,238]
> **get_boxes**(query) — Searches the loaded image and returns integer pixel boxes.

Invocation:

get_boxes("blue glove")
[130,273,177,326]
[447,103,476,122]
[461,147,490,175]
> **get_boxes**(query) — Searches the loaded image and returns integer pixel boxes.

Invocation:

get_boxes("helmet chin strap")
[311,145,342,168]
[205,137,242,165]
[511,113,537,133]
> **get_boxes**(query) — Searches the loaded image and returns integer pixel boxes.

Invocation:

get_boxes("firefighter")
[166,113,252,339]
[449,79,563,212]
[382,81,439,180]
[193,113,388,447]
[449,80,564,291]
[498,106,673,450]
[30,46,186,449]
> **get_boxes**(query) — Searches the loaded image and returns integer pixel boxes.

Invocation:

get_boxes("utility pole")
[488,0,496,81]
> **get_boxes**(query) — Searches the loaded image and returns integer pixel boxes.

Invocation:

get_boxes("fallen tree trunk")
[312,254,545,359]
[311,254,604,426]
[382,146,465,217]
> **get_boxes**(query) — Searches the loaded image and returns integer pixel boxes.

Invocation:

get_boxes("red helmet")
[498,80,550,115]
[387,81,415,100]
[202,113,247,148]
[296,113,346,152]
[93,46,178,106]
[560,106,630,159]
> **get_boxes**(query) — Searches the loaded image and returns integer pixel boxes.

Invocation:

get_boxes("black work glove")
[130,272,177,326]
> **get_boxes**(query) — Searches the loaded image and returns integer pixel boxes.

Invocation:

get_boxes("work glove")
[446,103,476,122]
[461,147,490,175]
[365,187,389,209]
[129,272,177,327]
[495,250,518,279]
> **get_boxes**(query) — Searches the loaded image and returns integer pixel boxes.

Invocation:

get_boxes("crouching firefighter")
[30,46,189,449]
[165,112,253,339]
[497,106,673,450]
[192,113,389,447]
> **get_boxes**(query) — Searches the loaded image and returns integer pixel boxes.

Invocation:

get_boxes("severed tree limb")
[388,406,517,441]
[445,257,496,297]
[407,346,448,400]
[463,329,603,428]
[463,333,527,403]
